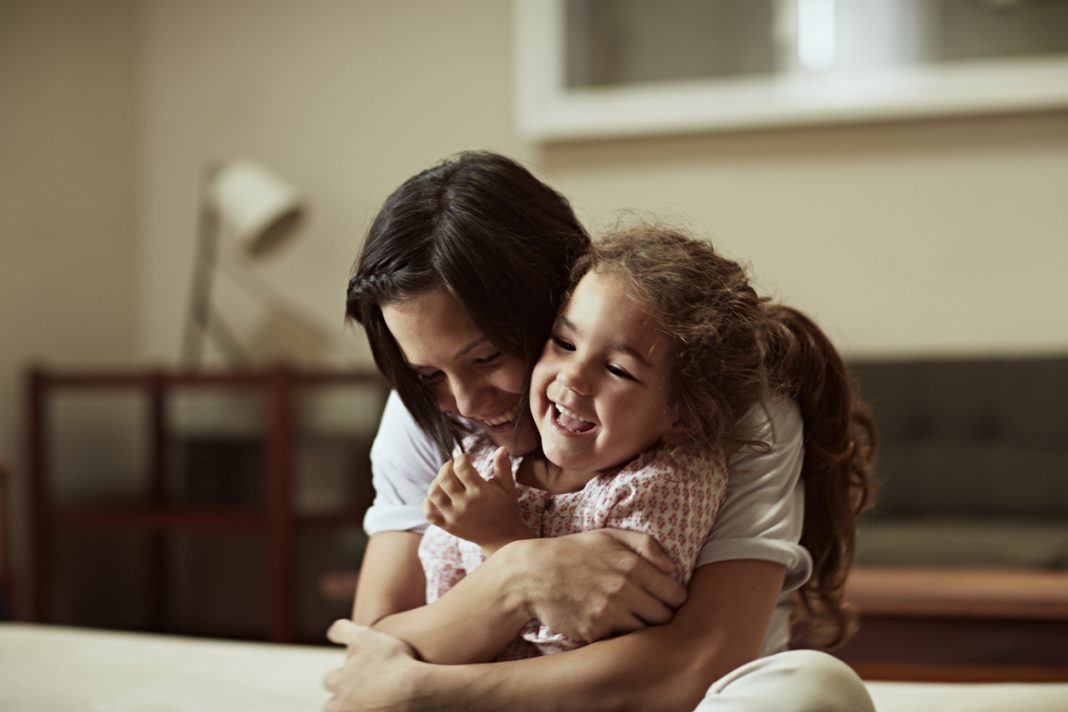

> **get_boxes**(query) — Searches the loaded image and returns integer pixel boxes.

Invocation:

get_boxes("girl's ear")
[661,407,697,445]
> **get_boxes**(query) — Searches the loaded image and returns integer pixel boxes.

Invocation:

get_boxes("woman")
[324,151,876,711]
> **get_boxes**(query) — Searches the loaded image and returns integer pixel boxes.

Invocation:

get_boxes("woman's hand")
[423,448,532,554]
[324,620,426,712]
[499,528,688,643]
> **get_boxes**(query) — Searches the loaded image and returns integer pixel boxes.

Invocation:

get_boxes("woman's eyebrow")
[451,336,491,359]
[406,336,490,370]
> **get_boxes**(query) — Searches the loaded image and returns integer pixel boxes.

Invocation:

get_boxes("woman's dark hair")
[346,151,590,457]
[574,225,877,649]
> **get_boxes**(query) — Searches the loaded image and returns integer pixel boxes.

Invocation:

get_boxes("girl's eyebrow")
[557,315,652,369]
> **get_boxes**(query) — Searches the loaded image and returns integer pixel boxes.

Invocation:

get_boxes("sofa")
[840,356,1068,677]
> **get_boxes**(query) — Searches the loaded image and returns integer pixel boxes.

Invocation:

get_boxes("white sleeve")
[362,391,445,536]
[696,396,812,596]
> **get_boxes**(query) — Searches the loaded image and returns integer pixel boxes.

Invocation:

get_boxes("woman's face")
[381,284,539,455]
[530,270,680,474]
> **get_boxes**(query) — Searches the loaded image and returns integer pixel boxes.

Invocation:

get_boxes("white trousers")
[694,650,875,712]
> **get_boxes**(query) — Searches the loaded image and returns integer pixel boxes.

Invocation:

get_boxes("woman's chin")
[485,421,539,456]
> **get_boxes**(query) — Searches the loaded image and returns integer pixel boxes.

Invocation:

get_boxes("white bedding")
[1,624,1065,711]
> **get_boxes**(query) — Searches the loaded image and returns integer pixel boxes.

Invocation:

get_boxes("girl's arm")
[355,395,688,663]
[327,559,787,712]
[359,529,687,664]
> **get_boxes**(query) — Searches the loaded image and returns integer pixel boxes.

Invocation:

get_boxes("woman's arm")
[351,532,425,625]
[356,395,688,663]
[359,529,686,664]
[326,559,786,712]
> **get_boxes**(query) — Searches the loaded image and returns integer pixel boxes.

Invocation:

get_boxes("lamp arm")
[181,186,248,366]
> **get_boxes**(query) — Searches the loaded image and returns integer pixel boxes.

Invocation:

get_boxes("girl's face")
[381,284,539,455]
[530,270,682,474]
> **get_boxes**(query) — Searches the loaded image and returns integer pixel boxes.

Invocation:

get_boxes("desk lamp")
[181,161,307,367]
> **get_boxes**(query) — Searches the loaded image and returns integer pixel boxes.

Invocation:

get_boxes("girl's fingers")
[435,461,465,496]
[491,446,515,494]
[452,452,485,489]
[422,497,444,524]
[426,482,451,510]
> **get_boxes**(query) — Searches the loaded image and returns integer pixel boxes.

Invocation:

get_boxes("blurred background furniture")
[0,459,10,620]
[24,365,387,643]
[840,356,1068,680]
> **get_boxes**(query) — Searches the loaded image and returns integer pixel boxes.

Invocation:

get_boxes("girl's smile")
[530,270,687,475]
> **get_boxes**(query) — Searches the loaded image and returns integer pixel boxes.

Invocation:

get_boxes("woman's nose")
[452,377,492,417]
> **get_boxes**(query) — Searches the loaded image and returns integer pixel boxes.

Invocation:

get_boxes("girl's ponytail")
[763,304,878,648]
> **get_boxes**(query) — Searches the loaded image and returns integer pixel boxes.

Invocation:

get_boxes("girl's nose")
[556,368,589,396]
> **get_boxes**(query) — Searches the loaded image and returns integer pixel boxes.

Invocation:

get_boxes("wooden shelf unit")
[24,364,387,642]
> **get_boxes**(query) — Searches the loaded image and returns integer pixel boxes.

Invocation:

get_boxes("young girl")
[415,224,870,659]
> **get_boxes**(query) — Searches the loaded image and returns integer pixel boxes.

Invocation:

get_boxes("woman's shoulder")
[738,394,802,449]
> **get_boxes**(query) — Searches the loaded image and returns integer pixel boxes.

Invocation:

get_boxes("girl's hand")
[497,529,687,643]
[323,620,425,712]
[422,447,533,554]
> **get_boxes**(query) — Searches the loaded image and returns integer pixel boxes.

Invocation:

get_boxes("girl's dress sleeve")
[600,448,728,585]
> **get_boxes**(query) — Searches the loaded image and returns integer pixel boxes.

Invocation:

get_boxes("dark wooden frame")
[23,364,387,642]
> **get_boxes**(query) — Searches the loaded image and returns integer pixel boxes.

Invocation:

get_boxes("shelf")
[50,505,266,531]
[25,364,388,642]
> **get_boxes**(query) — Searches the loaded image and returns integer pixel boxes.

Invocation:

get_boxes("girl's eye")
[607,363,636,381]
[474,351,502,366]
[551,336,575,352]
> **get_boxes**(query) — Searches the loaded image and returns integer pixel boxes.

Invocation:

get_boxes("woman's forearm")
[354,530,687,666]
[393,561,785,712]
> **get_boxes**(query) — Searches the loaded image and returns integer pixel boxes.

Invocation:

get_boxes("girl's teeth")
[553,403,595,433]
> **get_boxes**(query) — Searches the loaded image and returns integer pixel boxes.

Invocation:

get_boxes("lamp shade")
[209,161,306,257]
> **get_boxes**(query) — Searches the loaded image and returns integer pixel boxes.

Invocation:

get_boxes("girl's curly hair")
[574,225,877,649]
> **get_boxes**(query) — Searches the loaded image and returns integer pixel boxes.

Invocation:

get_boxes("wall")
[3,0,1067,621]
[138,0,524,368]
[136,0,1068,369]
[0,0,141,603]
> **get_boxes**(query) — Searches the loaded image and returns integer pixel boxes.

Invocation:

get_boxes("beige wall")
[136,0,1068,369]
[3,0,1067,603]
[0,0,140,589]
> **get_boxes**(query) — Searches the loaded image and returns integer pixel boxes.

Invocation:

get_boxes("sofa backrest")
[848,357,1068,520]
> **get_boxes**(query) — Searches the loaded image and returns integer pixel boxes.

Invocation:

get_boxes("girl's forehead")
[566,270,673,361]
[570,270,655,323]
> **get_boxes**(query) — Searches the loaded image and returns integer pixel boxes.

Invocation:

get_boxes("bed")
[1,624,1065,711]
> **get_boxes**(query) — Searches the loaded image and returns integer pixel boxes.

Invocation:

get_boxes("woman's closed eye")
[474,351,502,366]
[417,370,445,386]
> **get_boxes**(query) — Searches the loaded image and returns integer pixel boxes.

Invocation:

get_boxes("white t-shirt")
[363,391,812,655]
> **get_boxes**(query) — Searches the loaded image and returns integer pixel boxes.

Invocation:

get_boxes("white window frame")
[514,0,1068,141]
